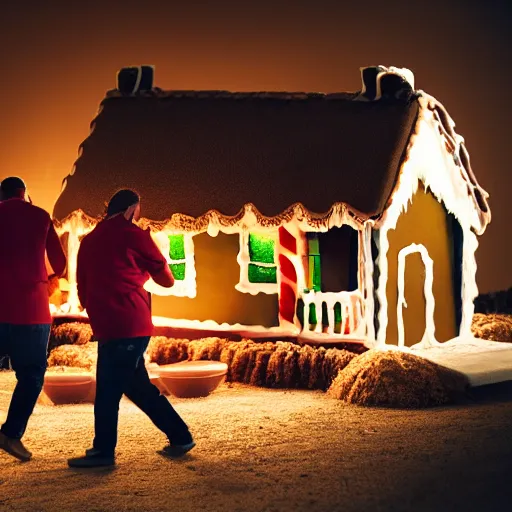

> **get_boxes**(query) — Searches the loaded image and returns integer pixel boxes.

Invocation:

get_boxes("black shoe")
[68,450,115,468]
[159,441,196,458]
[0,431,32,462]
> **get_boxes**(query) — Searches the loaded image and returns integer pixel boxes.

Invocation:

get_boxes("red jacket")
[77,215,174,342]
[0,198,67,324]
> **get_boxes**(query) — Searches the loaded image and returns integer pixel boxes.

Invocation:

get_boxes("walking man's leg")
[124,339,195,457]
[68,338,143,468]
[0,324,50,462]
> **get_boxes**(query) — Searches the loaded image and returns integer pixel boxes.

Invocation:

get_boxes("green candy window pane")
[248,233,275,264]
[308,236,320,256]
[170,262,186,281]
[169,235,186,260]
[248,263,277,283]
[309,255,322,292]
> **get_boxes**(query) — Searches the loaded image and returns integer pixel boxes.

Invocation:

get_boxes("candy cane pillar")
[277,224,305,332]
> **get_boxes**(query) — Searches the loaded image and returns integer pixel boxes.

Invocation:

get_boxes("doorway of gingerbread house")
[397,250,427,347]
[297,225,363,338]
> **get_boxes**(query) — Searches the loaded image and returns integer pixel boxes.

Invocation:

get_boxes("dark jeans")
[0,323,51,439]
[94,336,192,456]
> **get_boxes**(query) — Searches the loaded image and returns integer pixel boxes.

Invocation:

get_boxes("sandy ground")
[1,371,512,512]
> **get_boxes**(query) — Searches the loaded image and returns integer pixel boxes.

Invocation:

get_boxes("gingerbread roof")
[53,88,419,224]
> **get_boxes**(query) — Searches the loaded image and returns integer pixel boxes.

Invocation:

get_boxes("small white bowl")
[43,373,95,405]
[156,361,228,398]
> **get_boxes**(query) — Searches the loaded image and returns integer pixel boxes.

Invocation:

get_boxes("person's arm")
[46,220,67,277]
[134,228,175,288]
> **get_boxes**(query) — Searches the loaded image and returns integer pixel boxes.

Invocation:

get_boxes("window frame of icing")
[236,230,279,295]
[144,231,197,298]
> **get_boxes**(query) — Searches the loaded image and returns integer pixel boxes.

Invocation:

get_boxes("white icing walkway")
[410,337,512,387]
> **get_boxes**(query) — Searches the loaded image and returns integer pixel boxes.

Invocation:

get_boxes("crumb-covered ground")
[1,371,512,512]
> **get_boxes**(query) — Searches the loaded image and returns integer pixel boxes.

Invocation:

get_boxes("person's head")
[105,188,141,222]
[0,176,27,201]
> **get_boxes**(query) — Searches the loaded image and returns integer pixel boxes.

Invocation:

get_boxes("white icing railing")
[301,290,365,336]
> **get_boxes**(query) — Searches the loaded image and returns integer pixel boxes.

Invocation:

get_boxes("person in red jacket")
[68,189,194,468]
[0,176,67,462]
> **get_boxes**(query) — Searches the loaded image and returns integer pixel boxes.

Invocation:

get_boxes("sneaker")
[159,441,196,458]
[68,451,115,468]
[0,431,32,462]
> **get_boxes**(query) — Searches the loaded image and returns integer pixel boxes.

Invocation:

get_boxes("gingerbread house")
[51,65,490,348]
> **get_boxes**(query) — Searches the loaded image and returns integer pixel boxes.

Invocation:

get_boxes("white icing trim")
[236,230,278,295]
[362,221,376,344]
[359,65,415,101]
[397,243,439,349]
[301,290,365,337]
[460,228,479,337]
[55,216,95,314]
[144,231,197,298]
[375,227,390,347]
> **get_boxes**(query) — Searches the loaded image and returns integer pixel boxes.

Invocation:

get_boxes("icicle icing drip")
[397,243,439,348]
[404,94,491,235]
[363,222,376,344]
[66,230,81,314]
[375,228,390,346]
[56,202,362,237]
[55,212,96,314]
[460,229,479,337]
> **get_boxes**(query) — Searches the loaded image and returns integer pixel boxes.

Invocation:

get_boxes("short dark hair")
[106,188,140,217]
[0,177,26,200]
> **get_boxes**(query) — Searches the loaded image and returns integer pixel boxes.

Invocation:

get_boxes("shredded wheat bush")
[49,322,93,350]
[47,342,98,371]
[471,313,512,343]
[45,325,364,391]
[328,349,469,408]
[146,336,357,390]
[44,324,472,407]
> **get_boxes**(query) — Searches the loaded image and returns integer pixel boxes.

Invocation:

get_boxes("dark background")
[0,0,510,293]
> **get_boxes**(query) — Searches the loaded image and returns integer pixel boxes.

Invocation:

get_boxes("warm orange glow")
[0,2,509,295]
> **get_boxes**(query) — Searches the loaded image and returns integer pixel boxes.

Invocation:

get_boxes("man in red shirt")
[68,189,194,468]
[0,177,67,462]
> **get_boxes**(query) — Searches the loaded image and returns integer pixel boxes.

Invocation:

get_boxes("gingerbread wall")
[384,187,459,346]
[151,231,279,327]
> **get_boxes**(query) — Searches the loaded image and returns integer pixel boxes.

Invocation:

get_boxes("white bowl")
[156,361,228,398]
[43,373,95,405]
